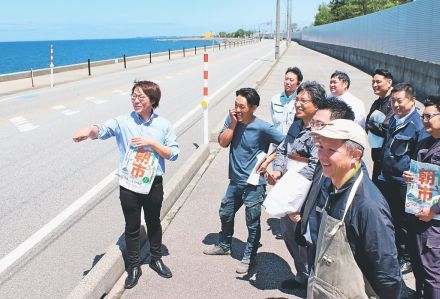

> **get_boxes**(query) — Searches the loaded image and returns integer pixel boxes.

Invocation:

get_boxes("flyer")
[405,159,440,220]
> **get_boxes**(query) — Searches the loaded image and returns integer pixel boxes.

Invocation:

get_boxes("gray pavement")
[114,42,416,298]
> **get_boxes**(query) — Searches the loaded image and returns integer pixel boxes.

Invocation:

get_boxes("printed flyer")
[119,145,159,194]
[405,159,440,220]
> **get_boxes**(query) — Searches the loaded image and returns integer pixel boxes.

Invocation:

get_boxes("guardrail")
[0,39,259,84]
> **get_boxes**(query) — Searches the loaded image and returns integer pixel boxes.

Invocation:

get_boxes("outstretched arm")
[72,125,99,142]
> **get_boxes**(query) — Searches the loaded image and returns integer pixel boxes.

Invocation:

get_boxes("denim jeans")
[218,182,266,261]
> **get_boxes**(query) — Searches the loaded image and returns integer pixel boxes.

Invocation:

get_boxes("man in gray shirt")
[203,88,284,274]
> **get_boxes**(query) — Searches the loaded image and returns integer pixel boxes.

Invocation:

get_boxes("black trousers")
[120,176,164,268]
[378,180,410,262]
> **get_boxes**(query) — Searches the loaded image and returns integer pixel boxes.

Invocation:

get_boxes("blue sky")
[0,0,328,41]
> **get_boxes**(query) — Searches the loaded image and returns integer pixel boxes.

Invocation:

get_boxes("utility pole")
[287,0,292,45]
[275,0,280,59]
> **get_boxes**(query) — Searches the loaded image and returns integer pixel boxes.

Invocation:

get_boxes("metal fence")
[294,0,440,64]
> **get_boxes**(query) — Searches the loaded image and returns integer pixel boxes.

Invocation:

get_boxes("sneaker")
[203,245,230,255]
[236,259,256,274]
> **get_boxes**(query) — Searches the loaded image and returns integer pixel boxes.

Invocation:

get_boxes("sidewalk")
[115,42,415,298]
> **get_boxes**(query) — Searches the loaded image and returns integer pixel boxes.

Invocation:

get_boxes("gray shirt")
[220,115,284,185]
[272,120,318,181]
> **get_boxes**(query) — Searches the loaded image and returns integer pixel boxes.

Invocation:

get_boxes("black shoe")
[400,261,412,275]
[124,266,142,289]
[281,278,307,290]
[150,258,172,278]
[275,233,284,240]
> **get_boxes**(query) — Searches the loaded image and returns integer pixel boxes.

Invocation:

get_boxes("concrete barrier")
[66,144,210,299]
[295,40,440,99]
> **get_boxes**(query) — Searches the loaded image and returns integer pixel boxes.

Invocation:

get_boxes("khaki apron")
[307,172,379,299]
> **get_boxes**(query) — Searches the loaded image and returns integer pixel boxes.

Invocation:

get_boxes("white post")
[50,45,54,88]
[202,53,209,144]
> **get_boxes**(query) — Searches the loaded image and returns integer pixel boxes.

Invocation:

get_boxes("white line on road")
[9,116,39,132]
[92,99,107,105]
[61,109,79,116]
[0,48,273,276]
[52,105,79,115]
[0,172,117,275]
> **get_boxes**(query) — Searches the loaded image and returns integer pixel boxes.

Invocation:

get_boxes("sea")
[0,37,219,75]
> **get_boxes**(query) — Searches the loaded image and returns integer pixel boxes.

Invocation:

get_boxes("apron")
[307,172,379,299]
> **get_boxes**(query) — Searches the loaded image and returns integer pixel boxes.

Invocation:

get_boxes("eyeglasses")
[295,98,312,105]
[131,93,148,102]
[310,119,330,130]
[421,113,440,121]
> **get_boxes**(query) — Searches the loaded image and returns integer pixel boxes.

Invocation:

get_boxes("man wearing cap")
[308,119,402,298]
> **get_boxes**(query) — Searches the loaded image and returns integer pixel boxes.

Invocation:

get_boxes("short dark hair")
[424,95,440,111]
[372,68,393,81]
[320,97,355,121]
[296,81,327,109]
[132,80,161,108]
[285,67,303,82]
[236,87,260,106]
[331,70,351,89]
[391,83,416,100]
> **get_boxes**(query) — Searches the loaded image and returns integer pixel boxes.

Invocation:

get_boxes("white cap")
[311,119,367,149]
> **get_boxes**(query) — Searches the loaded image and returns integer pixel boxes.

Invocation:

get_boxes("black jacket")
[324,167,402,299]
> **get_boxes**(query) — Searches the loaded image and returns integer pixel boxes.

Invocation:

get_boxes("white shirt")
[339,91,366,128]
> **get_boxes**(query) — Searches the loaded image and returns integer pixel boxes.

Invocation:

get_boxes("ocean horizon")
[0,36,219,75]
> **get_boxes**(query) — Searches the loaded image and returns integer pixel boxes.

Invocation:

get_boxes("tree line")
[218,29,255,38]
[314,0,411,26]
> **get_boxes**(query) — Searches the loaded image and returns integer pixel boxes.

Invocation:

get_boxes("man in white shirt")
[329,70,366,128]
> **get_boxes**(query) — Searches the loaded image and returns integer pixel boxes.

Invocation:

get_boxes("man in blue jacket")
[378,83,428,275]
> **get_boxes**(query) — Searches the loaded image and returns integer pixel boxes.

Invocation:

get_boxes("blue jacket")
[381,109,427,184]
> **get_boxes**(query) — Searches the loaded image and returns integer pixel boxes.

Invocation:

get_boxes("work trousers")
[120,176,164,268]
[378,180,410,263]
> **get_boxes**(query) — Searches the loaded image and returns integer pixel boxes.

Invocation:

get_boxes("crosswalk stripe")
[9,116,39,132]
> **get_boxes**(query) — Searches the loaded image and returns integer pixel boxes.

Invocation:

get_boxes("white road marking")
[92,99,107,105]
[52,105,79,115]
[85,96,96,100]
[0,172,117,275]
[165,75,173,79]
[112,89,122,93]
[119,91,130,96]
[9,116,39,132]
[0,48,273,275]
[61,109,79,116]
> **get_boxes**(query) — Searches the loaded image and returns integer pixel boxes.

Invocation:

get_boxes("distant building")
[202,32,215,38]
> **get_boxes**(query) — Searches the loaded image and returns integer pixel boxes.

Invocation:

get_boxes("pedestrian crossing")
[7,93,123,132]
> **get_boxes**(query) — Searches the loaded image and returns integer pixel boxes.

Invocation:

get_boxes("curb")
[66,144,210,299]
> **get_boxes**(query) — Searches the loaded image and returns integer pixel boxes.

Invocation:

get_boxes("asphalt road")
[0,39,277,298]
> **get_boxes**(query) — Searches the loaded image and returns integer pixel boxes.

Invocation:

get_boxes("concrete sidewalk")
[113,42,415,298]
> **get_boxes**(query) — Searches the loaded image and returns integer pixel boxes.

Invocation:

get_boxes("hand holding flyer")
[119,145,159,194]
[405,159,440,220]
